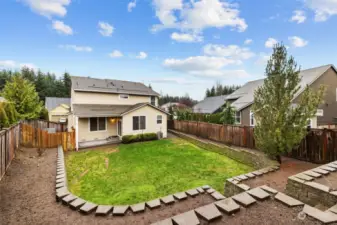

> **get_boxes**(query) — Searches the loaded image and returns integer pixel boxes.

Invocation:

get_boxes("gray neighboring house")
[192,95,227,114]
[227,64,337,127]
[45,97,71,122]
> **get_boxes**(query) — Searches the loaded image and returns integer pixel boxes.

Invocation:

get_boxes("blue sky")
[1,0,337,100]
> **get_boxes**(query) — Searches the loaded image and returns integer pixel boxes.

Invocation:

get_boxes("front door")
[117,120,122,136]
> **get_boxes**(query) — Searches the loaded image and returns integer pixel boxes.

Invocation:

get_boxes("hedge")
[122,133,158,144]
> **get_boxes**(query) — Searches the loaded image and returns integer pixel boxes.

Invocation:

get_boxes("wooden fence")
[169,120,337,164]
[22,119,66,132]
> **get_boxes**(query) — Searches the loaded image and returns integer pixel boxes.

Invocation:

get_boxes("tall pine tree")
[252,44,325,163]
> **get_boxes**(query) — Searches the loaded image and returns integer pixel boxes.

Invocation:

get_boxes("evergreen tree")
[220,103,236,125]
[2,75,43,120]
[205,88,211,97]
[63,72,71,97]
[252,44,325,163]
[210,86,216,96]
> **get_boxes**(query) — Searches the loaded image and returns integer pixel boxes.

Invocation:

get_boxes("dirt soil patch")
[0,147,216,225]
[315,172,337,190]
[243,157,317,192]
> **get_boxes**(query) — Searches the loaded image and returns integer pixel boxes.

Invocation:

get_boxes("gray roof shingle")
[227,64,334,111]
[192,95,227,114]
[45,97,71,111]
[71,76,159,96]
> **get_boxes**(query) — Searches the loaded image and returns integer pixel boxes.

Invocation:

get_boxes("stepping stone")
[258,168,270,174]
[131,202,145,213]
[146,199,161,209]
[328,163,337,169]
[320,166,336,172]
[312,168,330,175]
[186,189,199,197]
[303,170,322,178]
[305,182,330,192]
[62,194,77,205]
[206,188,216,194]
[70,198,86,210]
[172,210,200,225]
[211,191,226,201]
[303,205,337,223]
[237,175,249,180]
[196,187,205,193]
[245,173,255,178]
[202,185,210,190]
[151,218,173,225]
[95,205,113,216]
[289,176,306,183]
[260,185,278,194]
[112,205,129,215]
[56,174,65,179]
[56,182,65,189]
[56,186,68,193]
[173,192,188,200]
[55,189,70,201]
[215,198,240,214]
[275,193,304,207]
[195,203,222,222]
[328,204,337,214]
[294,173,314,181]
[232,192,256,207]
[80,202,97,214]
[237,184,250,191]
[247,187,270,200]
[161,195,175,205]
[252,170,263,176]
[56,178,66,184]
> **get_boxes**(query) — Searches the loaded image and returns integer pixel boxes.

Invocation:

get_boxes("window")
[89,117,106,132]
[250,111,255,126]
[150,96,156,106]
[119,94,129,99]
[235,111,241,124]
[133,116,146,130]
[157,115,162,124]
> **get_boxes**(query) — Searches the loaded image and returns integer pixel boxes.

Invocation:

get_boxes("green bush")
[122,133,158,144]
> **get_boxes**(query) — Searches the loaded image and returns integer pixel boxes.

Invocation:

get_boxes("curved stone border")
[285,161,337,208]
[55,146,225,216]
[224,165,280,196]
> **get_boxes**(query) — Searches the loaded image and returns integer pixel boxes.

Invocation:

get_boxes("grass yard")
[65,137,253,205]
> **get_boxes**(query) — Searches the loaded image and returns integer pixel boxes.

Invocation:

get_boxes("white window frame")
[119,94,129,100]
[235,111,241,124]
[157,115,162,124]
[88,117,107,132]
[250,111,255,126]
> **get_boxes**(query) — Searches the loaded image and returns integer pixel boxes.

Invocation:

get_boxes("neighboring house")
[68,76,169,149]
[45,97,71,123]
[192,95,227,114]
[161,102,189,112]
[227,64,337,128]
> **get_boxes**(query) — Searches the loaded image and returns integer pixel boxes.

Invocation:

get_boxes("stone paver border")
[54,145,221,216]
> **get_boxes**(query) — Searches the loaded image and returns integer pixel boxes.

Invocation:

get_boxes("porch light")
[109,118,116,123]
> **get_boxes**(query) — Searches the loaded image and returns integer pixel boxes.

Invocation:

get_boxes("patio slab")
[61,194,77,205]
[146,199,161,209]
[79,202,97,214]
[247,187,270,200]
[303,205,337,223]
[161,195,175,205]
[173,192,188,200]
[131,202,145,213]
[275,193,304,207]
[206,188,216,194]
[186,189,199,197]
[303,170,322,178]
[172,210,200,225]
[112,205,129,216]
[196,187,205,193]
[151,218,173,225]
[232,192,256,207]
[69,198,86,210]
[211,191,226,201]
[194,203,222,222]
[294,173,314,181]
[260,185,278,194]
[214,198,240,214]
[312,168,330,175]
[95,205,113,216]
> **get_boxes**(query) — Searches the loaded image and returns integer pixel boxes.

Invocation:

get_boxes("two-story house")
[227,64,337,128]
[67,76,169,149]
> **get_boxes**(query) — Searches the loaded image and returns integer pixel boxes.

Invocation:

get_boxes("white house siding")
[122,105,167,138]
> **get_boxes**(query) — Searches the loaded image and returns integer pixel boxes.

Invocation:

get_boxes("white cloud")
[59,45,93,52]
[98,21,114,37]
[0,60,16,68]
[136,52,148,59]
[265,38,278,48]
[244,39,253,45]
[52,20,73,35]
[20,63,37,70]
[128,0,137,12]
[290,10,306,23]
[152,0,247,32]
[288,36,308,47]
[109,50,124,58]
[203,44,255,61]
[304,0,337,21]
[171,32,203,43]
[255,53,271,65]
[21,0,71,18]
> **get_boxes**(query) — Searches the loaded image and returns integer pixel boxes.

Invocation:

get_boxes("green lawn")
[65,138,253,205]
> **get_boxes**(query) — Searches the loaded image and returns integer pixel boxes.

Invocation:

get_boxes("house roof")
[72,103,169,118]
[71,76,160,96]
[45,97,71,111]
[227,64,335,111]
[192,95,227,114]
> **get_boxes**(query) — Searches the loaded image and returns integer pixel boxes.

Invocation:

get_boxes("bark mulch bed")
[242,157,317,192]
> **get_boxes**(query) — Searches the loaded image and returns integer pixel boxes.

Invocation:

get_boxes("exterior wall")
[122,106,167,138]
[240,106,252,126]
[294,68,337,126]
[72,91,158,107]
[48,105,69,122]
[68,114,75,130]
[77,117,118,142]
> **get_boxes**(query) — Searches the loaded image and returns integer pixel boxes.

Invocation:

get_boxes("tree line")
[205,82,241,98]
[159,94,198,108]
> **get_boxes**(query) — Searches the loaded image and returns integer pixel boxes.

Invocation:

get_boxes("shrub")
[122,133,158,144]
